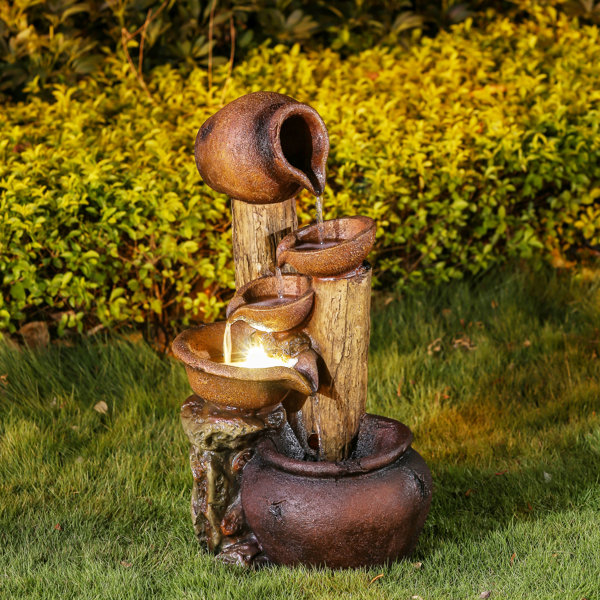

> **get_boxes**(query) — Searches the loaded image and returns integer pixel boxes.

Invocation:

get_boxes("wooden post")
[303,264,372,461]
[231,198,297,288]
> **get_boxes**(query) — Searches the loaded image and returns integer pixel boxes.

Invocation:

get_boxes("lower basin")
[172,321,317,413]
[241,413,432,568]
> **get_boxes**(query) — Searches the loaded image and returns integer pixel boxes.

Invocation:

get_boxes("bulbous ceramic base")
[241,414,432,568]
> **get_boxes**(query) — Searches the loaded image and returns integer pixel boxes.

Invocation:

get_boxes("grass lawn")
[1,263,599,599]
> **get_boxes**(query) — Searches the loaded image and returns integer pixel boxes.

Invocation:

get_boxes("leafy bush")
[1,5,599,335]
[0,0,526,100]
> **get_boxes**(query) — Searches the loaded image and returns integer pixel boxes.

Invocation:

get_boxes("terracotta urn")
[241,414,432,568]
[195,92,329,204]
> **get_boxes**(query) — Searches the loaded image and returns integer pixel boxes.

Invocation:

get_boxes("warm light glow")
[227,343,298,369]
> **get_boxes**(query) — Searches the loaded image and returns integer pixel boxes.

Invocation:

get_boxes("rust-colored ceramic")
[277,216,376,277]
[195,92,329,204]
[241,414,432,568]
[226,274,314,332]
[172,321,318,412]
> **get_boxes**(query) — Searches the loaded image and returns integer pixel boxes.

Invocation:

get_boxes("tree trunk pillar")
[231,198,297,288]
[302,263,372,461]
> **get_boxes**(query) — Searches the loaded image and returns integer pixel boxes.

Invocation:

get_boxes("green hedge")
[0,0,494,100]
[1,6,599,335]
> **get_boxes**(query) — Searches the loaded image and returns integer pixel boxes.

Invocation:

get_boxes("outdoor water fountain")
[172,92,432,568]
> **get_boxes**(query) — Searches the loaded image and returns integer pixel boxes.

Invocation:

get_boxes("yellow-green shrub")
[0,0,518,100]
[1,6,599,334]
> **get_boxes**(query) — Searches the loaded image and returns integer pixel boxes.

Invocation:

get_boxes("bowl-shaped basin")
[241,414,432,568]
[226,274,314,332]
[276,216,376,278]
[172,322,316,412]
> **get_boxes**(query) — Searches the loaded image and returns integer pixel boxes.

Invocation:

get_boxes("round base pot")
[241,414,432,568]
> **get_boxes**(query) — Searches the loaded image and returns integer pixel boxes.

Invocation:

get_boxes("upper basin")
[276,216,376,278]
[172,321,317,413]
[226,274,314,332]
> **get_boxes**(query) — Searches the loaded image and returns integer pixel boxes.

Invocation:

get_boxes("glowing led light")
[227,343,297,369]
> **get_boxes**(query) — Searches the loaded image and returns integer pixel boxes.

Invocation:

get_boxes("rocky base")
[181,401,432,569]
[180,395,285,565]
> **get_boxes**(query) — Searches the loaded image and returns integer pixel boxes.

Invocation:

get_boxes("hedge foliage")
[1,5,600,335]
[5,0,597,101]
[1,0,500,100]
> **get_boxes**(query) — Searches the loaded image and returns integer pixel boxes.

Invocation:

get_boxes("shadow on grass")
[417,436,600,553]
[368,262,600,553]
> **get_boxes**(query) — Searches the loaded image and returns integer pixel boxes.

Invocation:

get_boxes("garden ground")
[1,263,599,599]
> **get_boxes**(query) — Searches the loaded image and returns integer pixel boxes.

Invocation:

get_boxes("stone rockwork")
[180,395,285,566]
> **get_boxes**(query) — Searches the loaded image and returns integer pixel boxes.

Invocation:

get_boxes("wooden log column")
[303,263,372,461]
[231,198,297,288]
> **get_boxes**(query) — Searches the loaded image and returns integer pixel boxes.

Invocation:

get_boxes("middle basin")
[172,321,316,413]
[226,273,314,332]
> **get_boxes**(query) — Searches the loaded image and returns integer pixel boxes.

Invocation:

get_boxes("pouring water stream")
[316,195,324,244]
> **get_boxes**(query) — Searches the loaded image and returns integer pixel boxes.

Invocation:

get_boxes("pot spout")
[271,103,329,198]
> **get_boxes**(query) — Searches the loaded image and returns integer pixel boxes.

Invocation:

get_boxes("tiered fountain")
[173,92,432,568]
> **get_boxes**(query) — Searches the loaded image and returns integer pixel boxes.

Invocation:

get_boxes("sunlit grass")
[1,263,599,599]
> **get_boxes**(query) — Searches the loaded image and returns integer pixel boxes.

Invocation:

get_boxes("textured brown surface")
[195,91,329,204]
[300,263,372,461]
[18,321,50,349]
[172,321,318,412]
[277,216,376,278]
[231,197,297,289]
[226,273,314,332]
[181,395,284,563]
[241,414,432,568]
